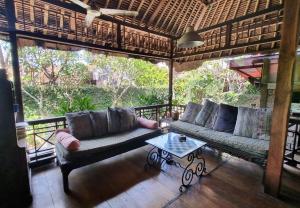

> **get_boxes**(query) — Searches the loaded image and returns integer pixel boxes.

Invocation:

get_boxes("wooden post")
[116,23,122,49]
[225,23,232,47]
[168,39,174,115]
[5,0,24,122]
[260,59,270,108]
[264,0,300,197]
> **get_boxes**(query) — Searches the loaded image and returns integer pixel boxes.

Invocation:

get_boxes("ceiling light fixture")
[177,26,204,48]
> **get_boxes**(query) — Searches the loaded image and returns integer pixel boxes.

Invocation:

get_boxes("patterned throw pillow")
[179,102,202,123]
[213,103,238,133]
[118,108,138,132]
[89,110,108,137]
[107,107,138,134]
[107,107,121,134]
[195,99,219,128]
[233,107,258,138]
[252,108,272,140]
[66,111,94,140]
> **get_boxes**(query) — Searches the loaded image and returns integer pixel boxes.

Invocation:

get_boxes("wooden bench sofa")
[55,109,161,193]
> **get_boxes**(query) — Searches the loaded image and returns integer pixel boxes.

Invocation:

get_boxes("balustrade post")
[5,0,24,122]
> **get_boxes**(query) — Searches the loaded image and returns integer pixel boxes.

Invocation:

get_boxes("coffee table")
[145,132,207,192]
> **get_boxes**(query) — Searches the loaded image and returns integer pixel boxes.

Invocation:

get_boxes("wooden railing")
[25,104,185,167]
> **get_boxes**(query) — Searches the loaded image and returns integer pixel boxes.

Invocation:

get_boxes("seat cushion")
[179,102,202,123]
[90,110,108,137]
[170,121,269,158]
[170,120,209,136]
[195,99,219,128]
[213,103,238,133]
[66,111,94,140]
[56,128,160,161]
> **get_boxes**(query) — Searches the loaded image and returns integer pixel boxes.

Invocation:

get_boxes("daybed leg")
[61,168,72,194]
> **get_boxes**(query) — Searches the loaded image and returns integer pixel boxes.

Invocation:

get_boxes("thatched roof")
[1,0,286,63]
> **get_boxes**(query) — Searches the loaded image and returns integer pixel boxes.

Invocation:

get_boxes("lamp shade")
[177,26,204,48]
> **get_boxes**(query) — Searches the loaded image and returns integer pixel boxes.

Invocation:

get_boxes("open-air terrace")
[0,0,300,207]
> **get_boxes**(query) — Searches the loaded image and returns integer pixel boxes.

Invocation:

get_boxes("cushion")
[90,111,108,137]
[170,121,268,158]
[195,99,219,128]
[252,108,272,140]
[66,111,94,140]
[137,117,158,129]
[55,131,80,151]
[56,128,161,161]
[213,103,238,133]
[180,102,202,123]
[107,107,121,134]
[55,128,70,134]
[233,107,258,138]
[118,108,138,131]
[170,120,209,137]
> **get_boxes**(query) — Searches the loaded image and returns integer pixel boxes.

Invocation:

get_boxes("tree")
[19,47,90,117]
[0,40,10,69]
[173,60,259,106]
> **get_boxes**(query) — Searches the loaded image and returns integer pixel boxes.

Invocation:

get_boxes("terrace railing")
[25,104,185,167]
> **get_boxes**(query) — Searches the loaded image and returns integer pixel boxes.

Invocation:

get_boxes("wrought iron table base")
[144,147,206,192]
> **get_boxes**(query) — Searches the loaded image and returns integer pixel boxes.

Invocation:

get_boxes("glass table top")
[146,132,207,158]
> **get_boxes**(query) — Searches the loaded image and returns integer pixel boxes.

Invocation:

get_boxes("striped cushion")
[179,102,202,123]
[195,99,219,128]
[233,107,257,138]
[252,108,272,140]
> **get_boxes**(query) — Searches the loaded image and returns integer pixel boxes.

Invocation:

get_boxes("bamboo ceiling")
[1,0,286,63]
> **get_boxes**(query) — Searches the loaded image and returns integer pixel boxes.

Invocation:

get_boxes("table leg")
[179,149,206,192]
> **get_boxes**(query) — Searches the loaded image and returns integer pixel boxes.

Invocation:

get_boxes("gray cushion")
[180,102,202,123]
[107,107,121,134]
[252,108,272,140]
[195,99,219,128]
[233,107,258,138]
[90,111,108,137]
[66,111,94,140]
[170,120,209,136]
[213,103,238,133]
[56,128,160,161]
[198,129,269,157]
[118,108,138,131]
[170,120,269,157]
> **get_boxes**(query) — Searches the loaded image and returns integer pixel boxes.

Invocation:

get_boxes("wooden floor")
[29,146,300,208]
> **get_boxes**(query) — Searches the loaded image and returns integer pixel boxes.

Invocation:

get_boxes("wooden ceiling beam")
[161,0,185,31]
[148,0,168,25]
[153,0,173,28]
[223,0,234,22]
[175,1,200,35]
[215,1,227,24]
[16,30,171,60]
[168,0,191,33]
[185,4,283,38]
[105,0,110,8]
[41,0,173,38]
[132,0,146,23]
[195,4,209,29]
[117,0,122,9]
[174,36,280,58]
[140,0,157,23]
[206,1,220,26]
